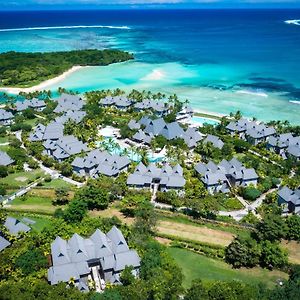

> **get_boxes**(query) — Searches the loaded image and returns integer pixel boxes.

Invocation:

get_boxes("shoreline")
[0,65,85,95]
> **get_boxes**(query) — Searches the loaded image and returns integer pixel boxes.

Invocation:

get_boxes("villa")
[0,109,14,126]
[55,110,87,124]
[0,150,14,166]
[133,99,171,116]
[54,93,84,113]
[43,135,89,162]
[195,158,258,194]
[47,226,140,292]
[278,186,300,214]
[100,96,133,110]
[4,217,31,235]
[131,116,202,148]
[203,134,224,149]
[267,133,300,159]
[15,98,46,112]
[226,118,276,145]
[29,121,64,142]
[72,149,130,177]
[127,162,186,192]
[0,236,11,252]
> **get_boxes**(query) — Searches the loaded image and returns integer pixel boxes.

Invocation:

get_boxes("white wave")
[289,100,300,105]
[0,25,131,33]
[284,19,300,26]
[236,90,268,98]
[141,69,165,81]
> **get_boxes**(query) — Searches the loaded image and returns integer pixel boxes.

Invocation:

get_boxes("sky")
[2,0,300,10]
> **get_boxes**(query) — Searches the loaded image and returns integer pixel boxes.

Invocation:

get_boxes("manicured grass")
[167,247,288,289]
[12,195,54,207]
[0,136,9,143]
[0,144,10,152]
[8,212,53,231]
[0,169,45,188]
[42,178,74,189]
[194,112,222,121]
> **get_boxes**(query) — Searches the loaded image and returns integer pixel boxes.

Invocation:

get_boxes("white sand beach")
[0,65,85,94]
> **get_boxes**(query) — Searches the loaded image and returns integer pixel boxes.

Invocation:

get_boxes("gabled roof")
[0,236,11,252]
[204,134,224,149]
[106,226,129,254]
[0,151,14,166]
[4,217,30,235]
[0,109,13,121]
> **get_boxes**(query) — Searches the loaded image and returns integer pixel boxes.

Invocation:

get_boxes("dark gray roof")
[203,134,224,149]
[0,236,11,252]
[0,151,14,166]
[0,109,13,121]
[54,94,84,113]
[278,186,300,206]
[4,217,31,235]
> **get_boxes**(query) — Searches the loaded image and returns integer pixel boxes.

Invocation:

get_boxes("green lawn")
[0,136,9,144]
[11,195,53,207]
[167,247,288,288]
[8,212,53,231]
[0,144,10,152]
[0,169,45,188]
[42,178,74,189]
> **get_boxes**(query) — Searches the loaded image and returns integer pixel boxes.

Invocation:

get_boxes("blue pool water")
[191,116,220,126]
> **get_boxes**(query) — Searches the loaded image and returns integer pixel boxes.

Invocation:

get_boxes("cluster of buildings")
[129,116,203,149]
[47,226,140,292]
[0,150,14,166]
[72,149,130,178]
[226,117,300,160]
[127,162,186,192]
[195,158,258,194]
[0,217,31,252]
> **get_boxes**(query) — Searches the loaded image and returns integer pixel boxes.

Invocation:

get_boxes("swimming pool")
[191,116,220,126]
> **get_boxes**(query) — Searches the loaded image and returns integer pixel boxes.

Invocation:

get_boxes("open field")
[168,247,289,288]
[0,169,45,188]
[158,220,234,247]
[282,240,300,265]
[42,179,74,189]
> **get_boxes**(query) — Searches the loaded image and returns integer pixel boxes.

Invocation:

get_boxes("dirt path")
[157,220,234,246]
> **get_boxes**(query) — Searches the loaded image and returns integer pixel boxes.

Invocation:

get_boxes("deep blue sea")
[0,9,300,123]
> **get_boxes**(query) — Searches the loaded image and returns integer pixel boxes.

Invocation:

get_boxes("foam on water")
[284,20,300,26]
[236,90,268,98]
[289,100,300,105]
[0,25,131,32]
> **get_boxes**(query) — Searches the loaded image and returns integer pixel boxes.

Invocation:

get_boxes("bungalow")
[0,236,11,252]
[133,99,170,116]
[0,151,14,166]
[127,162,186,192]
[4,217,31,235]
[0,109,14,126]
[226,118,276,145]
[203,134,224,149]
[278,186,300,214]
[47,226,140,292]
[71,149,130,177]
[54,94,84,113]
[195,158,258,194]
[99,96,133,110]
[267,133,300,159]
[15,98,47,112]
[43,135,89,162]
[55,110,86,124]
[29,121,64,142]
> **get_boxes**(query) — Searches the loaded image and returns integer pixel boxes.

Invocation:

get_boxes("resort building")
[133,99,171,116]
[0,236,11,252]
[55,110,86,124]
[195,158,258,194]
[4,217,31,235]
[47,226,141,292]
[29,121,64,142]
[43,135,89,162]
[100,96,133,110]
[226,118,276,145]
[267,133,300,160]
[131,116,202,148]
[278,186,300,215]
[127,162,186,192]
[203,134,224,149]
[15,98,46,112]
[0,150,14,166]
[0,109,14,126]
[54,94,84,113]
[71,149,130,177]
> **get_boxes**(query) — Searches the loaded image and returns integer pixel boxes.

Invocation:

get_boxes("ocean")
[0,9,300,123]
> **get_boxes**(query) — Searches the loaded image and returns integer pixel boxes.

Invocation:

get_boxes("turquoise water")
[191,116,220,126]
[1,10,300,124]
